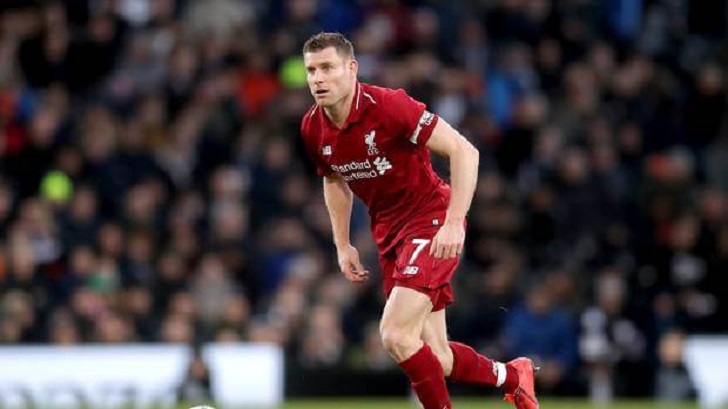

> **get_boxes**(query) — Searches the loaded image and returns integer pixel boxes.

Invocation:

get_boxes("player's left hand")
[430,220,465,259]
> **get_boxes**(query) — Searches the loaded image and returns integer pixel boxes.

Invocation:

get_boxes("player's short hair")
[302,32,355,60]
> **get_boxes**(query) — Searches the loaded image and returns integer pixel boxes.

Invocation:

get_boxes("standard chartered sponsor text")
[331,158,373,173]
[332,158,390,181]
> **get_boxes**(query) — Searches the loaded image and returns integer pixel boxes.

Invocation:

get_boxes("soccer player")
[300,32,539,409]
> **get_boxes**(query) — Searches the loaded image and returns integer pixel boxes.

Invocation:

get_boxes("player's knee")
[380,326,418,359]
[379,326,406,352]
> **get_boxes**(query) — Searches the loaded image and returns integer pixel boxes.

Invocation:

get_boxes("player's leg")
[421,309,513,387]
[380,286,431,361]
[380,286,452,409]
[421,305,540,409]
[416,278,541,409]
[420,309,454,376]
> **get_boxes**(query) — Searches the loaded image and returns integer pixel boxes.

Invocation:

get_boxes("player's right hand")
[336,244,369,282]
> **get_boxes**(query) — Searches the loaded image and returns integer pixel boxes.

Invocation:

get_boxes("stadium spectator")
[501,277,579,394]
[580,267,647,401]
[178,348,214,405]
[654,329,695,402]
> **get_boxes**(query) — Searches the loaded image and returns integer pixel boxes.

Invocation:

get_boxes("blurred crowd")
[0,0,726,401]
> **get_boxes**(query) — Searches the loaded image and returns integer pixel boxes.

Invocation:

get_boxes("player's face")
[304,47,357,108]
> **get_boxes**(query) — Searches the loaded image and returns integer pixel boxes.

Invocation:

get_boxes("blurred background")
[0,0,726,407]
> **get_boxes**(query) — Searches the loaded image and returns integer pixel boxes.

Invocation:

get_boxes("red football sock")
[448,341,519,392]
[398,343,452,409]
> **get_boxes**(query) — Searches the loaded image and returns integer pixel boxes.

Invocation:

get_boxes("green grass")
[276,399,700,409]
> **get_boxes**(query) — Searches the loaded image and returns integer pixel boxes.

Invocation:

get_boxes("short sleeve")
[300,115,334,177]
[386,89,439,147]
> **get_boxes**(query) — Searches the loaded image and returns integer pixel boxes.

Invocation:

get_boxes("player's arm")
[323,174,368,282]
[426,118,480,258]
[323,174,353,248]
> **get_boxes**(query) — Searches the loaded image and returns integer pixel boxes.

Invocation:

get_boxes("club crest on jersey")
[364,130,379,155]
[322,145,332,156]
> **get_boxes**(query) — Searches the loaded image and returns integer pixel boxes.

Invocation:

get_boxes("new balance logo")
[364,130,379,155]
[373,157,392,175]
[322,145,332,155]
[403,266,419,275]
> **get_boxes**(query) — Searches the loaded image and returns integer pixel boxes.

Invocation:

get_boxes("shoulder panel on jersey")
[379,87,414,109]
[364,83,400,103]
[359,85,377,105]
[377,87,437,146]
[366,84,396,99]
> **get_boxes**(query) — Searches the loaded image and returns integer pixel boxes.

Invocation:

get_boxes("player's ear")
[348,58,358,76]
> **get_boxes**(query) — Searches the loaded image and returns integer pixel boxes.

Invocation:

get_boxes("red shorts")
[380,226,459,311]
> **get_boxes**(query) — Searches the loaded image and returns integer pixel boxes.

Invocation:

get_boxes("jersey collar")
[322,82,373,131]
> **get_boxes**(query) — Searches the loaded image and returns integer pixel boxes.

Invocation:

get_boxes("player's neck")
[324,85,356,129]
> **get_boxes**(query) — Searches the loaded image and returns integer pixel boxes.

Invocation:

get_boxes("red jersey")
[301,82,451,255]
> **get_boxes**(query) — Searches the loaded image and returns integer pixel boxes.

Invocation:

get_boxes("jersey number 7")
[409,238,431,264]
